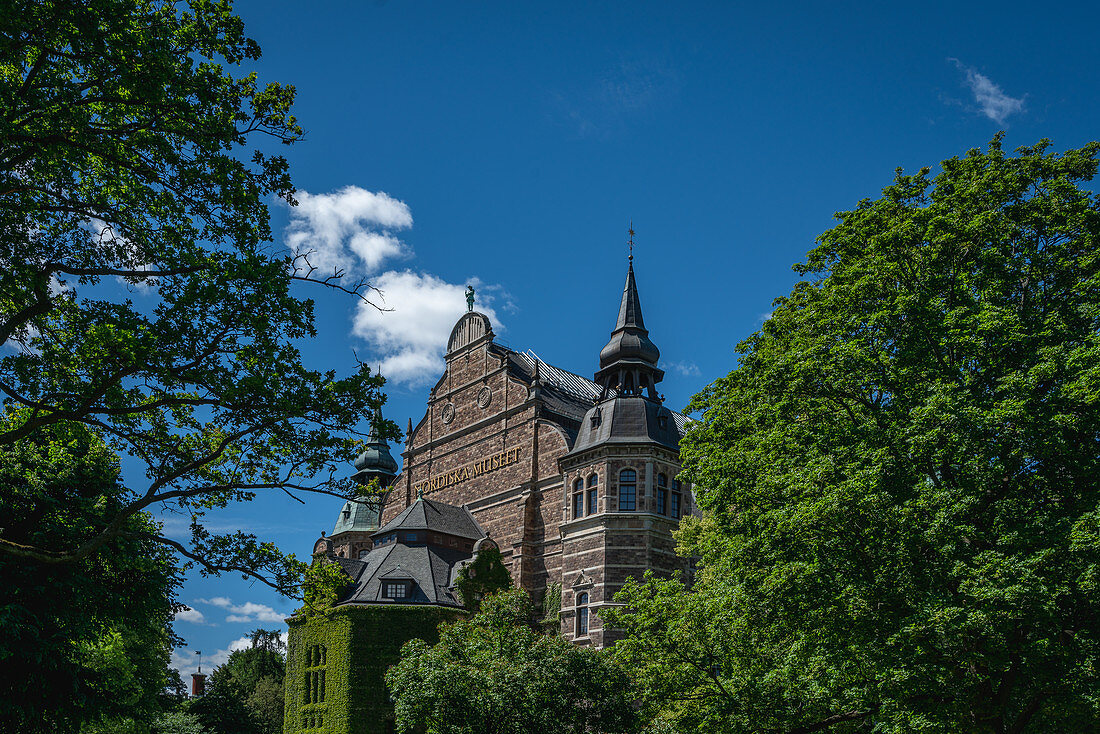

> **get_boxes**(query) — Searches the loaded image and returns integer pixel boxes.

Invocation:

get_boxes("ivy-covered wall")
[284,605,465,734]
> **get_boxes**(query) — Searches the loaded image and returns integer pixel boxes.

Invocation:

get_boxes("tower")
[330,408,399,559]
[557,253,693,647]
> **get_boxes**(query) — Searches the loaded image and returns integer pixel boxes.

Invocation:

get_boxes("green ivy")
[284,605,464,734]
[453,547,511,612]
[539,581,562,631]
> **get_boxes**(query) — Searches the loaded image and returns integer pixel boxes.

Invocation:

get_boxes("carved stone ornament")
[477,385,492,409]
[441,402,456,424]
[571,570,594,589]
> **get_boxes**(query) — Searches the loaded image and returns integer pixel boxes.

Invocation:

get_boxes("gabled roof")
[373,497,483,540]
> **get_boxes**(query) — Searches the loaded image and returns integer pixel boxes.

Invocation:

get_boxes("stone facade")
[378,260,695,648]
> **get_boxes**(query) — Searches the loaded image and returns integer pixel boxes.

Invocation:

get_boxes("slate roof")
[335,542,469,608]
[567,396,682,456]
[373,497,483,540]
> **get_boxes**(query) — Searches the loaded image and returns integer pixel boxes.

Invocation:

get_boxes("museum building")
[284,255,696,733]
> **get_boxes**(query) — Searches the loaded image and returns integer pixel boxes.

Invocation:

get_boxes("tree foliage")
[454,544,512,612]
[386,588,641,734]
[0,0,391,588]
[614,138,1100,733]
[0,413,181,733]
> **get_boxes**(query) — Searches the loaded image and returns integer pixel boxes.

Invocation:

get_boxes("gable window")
[586,474,598,515]
[618,469,636,511]
[656,473,668,515]
[572,478,584,519]
[671,479,682,519]
[576,592,589,636]
[383,581,409,599]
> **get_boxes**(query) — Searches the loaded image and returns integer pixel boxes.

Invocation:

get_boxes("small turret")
[351,407,399,486]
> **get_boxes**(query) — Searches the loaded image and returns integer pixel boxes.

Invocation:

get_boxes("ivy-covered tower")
[557,254,694,647]
[284,491,489,734]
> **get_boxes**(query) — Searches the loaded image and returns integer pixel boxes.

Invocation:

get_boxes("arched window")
[671,479,682,519]
[656,473,668,515]
[576,592,589,636]
[619,469,636,511]
[586,474,598,515]
[572,477,584,518]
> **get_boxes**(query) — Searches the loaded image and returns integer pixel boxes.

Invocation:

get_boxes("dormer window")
[590,407,602,428]
[383,581,410,599]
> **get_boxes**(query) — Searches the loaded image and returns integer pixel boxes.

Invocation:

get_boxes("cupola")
[351,407,399,486]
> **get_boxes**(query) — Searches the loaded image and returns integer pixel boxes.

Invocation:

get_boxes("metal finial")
[627,221,635,262]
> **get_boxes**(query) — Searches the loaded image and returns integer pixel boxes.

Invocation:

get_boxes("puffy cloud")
[192,597,286,623]
[353,271,505,386]
[173,606,207,625]
[950,60,1025,125]
[224,600,285,624]
[284,186,412,275]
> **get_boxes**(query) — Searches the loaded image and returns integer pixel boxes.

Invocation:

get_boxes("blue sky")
[167,0,1100,673]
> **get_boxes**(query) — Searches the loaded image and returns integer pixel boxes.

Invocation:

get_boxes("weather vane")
[628,220,635,262]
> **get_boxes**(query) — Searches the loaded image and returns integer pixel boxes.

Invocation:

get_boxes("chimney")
[191,672,206,697]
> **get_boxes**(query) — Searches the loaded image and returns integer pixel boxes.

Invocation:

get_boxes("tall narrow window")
[572,478,584,518]
[656,473,668,515]
[671,479,682,519]
[619,469,636,511]
[303,643,327,717]
[576,592,589,636]
[586,474,598,515]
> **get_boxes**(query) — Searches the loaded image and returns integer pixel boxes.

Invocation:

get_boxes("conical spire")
[594,250,664,399]
[615,261,646,331]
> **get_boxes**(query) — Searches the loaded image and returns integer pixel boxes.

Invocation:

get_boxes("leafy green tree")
[387,588,641,734]
[187,674,259,734]
[454,544,512,611]
[0,0,390,591]
[0,412,181,733]
[615,138,1100,732]
[203,629,285,734]
[153,712,208,734]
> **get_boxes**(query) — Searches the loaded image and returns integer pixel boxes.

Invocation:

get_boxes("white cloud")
[192,597,286,623]
[173,606,207,625]
[660,360,701,377]
[284,186,413,275]
[950,60,1024,125]
[353,270,504,386]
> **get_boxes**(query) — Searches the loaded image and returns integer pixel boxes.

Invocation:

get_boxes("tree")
[1,0,390,588]
[0,412,182,733]
[386,589,642,734]
[205,628,286,734]
[153,712,208,734]
[619,138,1100,732]
[453,544,512,611]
